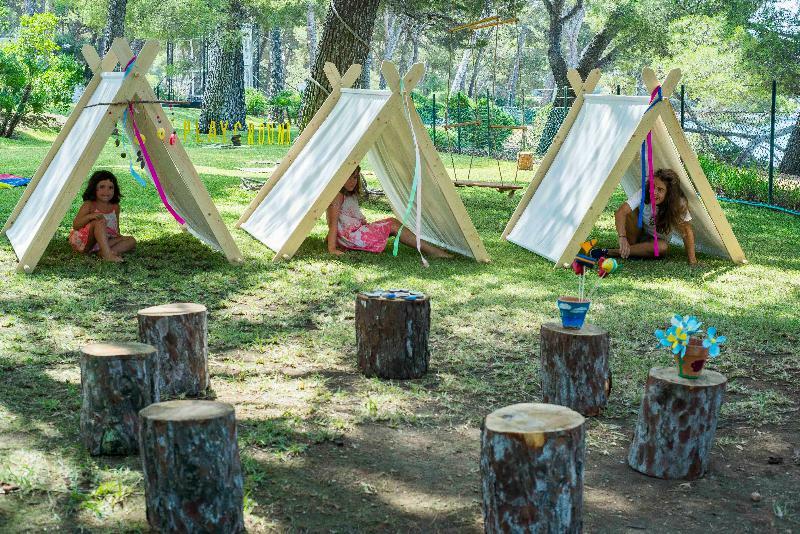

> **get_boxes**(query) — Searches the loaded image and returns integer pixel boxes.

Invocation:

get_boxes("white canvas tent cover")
[504,67,745,266]
[2,39,242,273]
[237,61,489,262]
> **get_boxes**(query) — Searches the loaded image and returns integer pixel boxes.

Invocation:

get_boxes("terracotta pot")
[675,337,708,379]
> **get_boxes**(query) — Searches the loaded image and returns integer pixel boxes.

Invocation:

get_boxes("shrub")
[269,89,301,120]
[699,153,800,210]
[245,88,268,116]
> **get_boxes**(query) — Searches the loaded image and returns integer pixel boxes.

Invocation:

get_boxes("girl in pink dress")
[69,170,136,263]
[326,166,451,258]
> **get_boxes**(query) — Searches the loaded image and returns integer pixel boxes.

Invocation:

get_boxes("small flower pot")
[557,296,591,329]
[676,337,709,379]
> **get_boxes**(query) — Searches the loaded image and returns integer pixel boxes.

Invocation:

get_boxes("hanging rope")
[305,75,330,96]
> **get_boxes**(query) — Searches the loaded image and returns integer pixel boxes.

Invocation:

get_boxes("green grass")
[0,120,799,530]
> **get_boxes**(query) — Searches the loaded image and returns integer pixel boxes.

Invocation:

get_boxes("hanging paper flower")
[671,314,702,335]
[702,327,726,357]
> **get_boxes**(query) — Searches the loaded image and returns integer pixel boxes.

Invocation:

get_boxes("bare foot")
[430,249,453,259]
[101,253,124,263]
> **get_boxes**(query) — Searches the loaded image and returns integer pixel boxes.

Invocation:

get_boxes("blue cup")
[557,297,591,329]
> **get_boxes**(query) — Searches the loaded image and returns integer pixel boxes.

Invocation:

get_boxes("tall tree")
[505,25,528,105]
[101,0,127,55]
[269,26,285,97]
[298,0,381,130]
[199,0,245,132]
[378,8,404,89]
[306,0,317,66]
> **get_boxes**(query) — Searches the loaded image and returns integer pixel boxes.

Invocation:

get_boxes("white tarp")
[508,94,730,261]
[241,90,390,252]
[6,73,125,259]
[368,113,475,258]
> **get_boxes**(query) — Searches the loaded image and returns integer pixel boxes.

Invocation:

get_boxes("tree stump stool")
[481,403,585,533]
[139,400,244,533]
[627,367,727,480]
[137,303,208,398]
[355,290,430,379]
[539,322,611,416]
[80,342,159,456]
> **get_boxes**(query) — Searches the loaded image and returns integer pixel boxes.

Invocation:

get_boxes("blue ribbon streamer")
[122,108,147,187]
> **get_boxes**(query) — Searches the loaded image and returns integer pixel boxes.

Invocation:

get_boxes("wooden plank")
[660,109,746,262]
[236,85,343,226]
[323,62,341,88]
[99,49,119,72]
[273,94,401,261]
[14,79,138,272]
[583,69,601,92]
[502,86,593,239]
[453,180,523,190]
[447,16,499,33]
[567,69,583,96]
[406,94,490,262]
[381,61,401,93]
[341,64,362,88]
[554,103,666,267]
[402,63,425,91]
[642,68,659,93]
[660,68,682,99]
[81,45,101,73]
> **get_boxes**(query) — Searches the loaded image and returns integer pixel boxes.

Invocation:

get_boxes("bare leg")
[608,209,661,258]
[92,221,123,262]
[389,218,452,259]
[110,236,136,255]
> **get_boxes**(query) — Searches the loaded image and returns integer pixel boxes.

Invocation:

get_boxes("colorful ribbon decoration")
[121,109,147,187]
[638,85,663,257]
[128,102,185,225]
[393,78,428,267]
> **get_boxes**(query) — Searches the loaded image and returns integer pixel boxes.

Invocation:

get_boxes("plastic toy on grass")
[655,314,726,379]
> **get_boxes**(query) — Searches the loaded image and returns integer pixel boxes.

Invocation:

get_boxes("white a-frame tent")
[503,67,745,266]
[236,61,489,263]
[2,38,242,273]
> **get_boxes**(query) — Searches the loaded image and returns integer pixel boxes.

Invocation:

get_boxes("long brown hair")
[340,166,362,197]
[644,168,687,235]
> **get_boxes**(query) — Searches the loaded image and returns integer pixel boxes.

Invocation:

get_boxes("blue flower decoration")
[671,314,702,335]
[656,325,688,357]
[702,327,726,358]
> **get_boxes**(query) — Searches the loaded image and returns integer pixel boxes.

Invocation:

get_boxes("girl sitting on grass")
[69,170,136,263]
[608,168,697,265]
[325,166,451,258]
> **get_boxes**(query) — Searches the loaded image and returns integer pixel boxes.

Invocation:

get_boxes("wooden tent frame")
[2,38,242,273]
[237,61,490,263]
[502,67,746,267]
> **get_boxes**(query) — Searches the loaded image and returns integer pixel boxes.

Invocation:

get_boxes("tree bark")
[101,0,127,55]
[779,114,800,176]
[539,322,611,416]
[378,9,404,89]
[627,367,727,480]
[139,400,244,533]
[505,26,527,106]
[2,83,32,138]
[450,34,475,94]
[166,41,174,100]
[299,0,381,130]
[360,50,373,89]
[243,23,254,89]
[80,342,159,456]
[355,291,430,379]
[199,0,245,133]
[269,27,285,97]
[307,0,318,66]
[481,403,585,533]
[137,303,209,398]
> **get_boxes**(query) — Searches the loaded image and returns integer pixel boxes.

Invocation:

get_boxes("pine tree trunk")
[166,41,174,100]
[101,0,127,55]
[257,30,269,93]
[2,83,32,138]
[378,10,404,90]
[505,26,527,106]
[779,114,800,176]
[269,27,285,97]
[306,0,318,66]
[360,51,372,89]
[467,44,484,99]
[243,23,254,89]
[199,0,245,133]
[298,0,381,130]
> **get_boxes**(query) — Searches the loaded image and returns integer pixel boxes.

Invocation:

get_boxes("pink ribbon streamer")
[647,86,660,257]
[127,103,185,225]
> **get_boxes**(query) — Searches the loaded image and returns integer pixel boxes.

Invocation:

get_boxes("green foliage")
[245,87,269,116]
[0,13,82,134]
[700,153,800,210]
[269,89,301,120]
